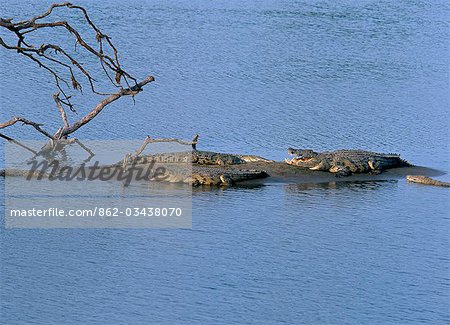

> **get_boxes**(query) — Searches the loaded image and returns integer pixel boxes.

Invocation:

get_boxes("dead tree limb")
[1,2,154,144]
[0,117,53,139]
[53,93,69,128]
[59,76,154,138]
[0,2,135,100]
[122,134,199,167]
[133,134,200,156]
[71,139,95,162]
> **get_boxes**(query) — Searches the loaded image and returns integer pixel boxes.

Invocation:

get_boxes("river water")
[1,1,449,324]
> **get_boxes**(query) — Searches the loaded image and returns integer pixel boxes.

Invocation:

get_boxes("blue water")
[1,1,449,324]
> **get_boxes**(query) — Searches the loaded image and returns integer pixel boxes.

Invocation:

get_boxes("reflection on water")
[192,183,267,194]
[284,180,398,192]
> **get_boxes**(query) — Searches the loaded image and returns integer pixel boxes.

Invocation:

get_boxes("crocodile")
[406,175,450,187]
[130,150,271,166]
[127,150,271,186]
[190,167,268,186]
[0,151,271,187]
[285,148,411,176]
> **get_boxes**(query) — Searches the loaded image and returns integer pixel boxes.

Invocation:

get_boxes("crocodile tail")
[400,158,413,167]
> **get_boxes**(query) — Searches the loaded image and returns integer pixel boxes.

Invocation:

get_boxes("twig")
[53,93,69,128]
[130,133,199,159]
[0,117,53,139]
[0,3,154,142]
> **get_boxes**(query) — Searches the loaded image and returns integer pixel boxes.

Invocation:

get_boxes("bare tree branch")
[0,117,54,139]
[0,2,139,108]
[0,3,155,142]
[53,93,69,128]
[133,133,199,157]
[122,134,199,167]
[60,76,154,138]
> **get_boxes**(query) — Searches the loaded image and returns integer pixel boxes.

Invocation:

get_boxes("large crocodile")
[189,167,268,186]
[129,150,271,165]
[285,148,411,176]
